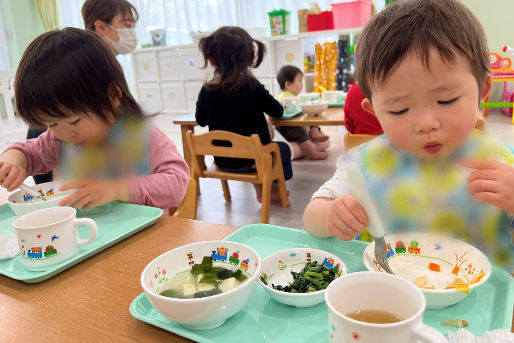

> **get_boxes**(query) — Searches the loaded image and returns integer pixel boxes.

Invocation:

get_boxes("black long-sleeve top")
[195,81,283,169]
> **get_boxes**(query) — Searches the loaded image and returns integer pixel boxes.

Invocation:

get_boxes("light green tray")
[0,202,162,283]
[129,224,514,342]
[277,109,303,120]
[328,100,345,108]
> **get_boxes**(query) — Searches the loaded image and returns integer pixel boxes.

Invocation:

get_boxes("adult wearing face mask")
[82,0,139,55]
[27,0,139,185]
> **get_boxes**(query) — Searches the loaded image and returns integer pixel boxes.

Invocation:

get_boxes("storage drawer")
[161,81,187,113]
[133,52,158,81]
[137,82,162,114]
[158,49,207,81]
[273,39,303,74]
[185,81,203,112]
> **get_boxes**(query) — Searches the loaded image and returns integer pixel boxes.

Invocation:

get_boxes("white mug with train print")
[325,272,448,343]
[13,207,97,271]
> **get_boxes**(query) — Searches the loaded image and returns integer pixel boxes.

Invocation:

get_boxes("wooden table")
[0,216,237,342]
[173,108,344,165]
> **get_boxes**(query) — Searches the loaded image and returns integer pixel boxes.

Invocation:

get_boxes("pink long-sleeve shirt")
[6,126,190,211]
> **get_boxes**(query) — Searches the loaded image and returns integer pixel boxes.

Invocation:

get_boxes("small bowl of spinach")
[259,248,347,307]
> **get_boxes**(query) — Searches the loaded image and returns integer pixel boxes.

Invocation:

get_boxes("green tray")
[0,202,162,283]
[129,224,514,342]
[328,100,345,108]
[277,109,303,120]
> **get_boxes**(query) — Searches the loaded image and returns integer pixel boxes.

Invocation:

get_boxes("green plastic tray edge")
[129,293,215,343]
[277,109,303,120]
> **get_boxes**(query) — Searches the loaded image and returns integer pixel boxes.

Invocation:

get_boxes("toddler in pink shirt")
[0,28,189,212]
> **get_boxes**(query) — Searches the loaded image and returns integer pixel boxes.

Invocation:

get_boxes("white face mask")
[107,26,138,55]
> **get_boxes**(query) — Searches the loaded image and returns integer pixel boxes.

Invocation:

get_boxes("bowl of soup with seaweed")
[140,240,261,330]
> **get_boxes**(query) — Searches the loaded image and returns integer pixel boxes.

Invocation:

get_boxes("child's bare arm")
[303,195,369,241]
[463,160,514,213]
[0,149,28,191]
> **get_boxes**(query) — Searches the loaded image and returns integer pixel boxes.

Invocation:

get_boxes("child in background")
[0,28,189,212]
[343,82,383,135]
[276,65,329,160]
[303,0,514,270]
[195,26,292,203]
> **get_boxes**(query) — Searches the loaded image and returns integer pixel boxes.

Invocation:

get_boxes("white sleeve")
[311,146,361,200]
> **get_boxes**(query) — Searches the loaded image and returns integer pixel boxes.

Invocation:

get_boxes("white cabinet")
[134,52,158,82]
[161,81,187,112]
[185,81,203,112]
[157,49,207,81]
[132,28,362,114]
[273,39,303,74]
[138,82,162,114]
[253,41,272,78]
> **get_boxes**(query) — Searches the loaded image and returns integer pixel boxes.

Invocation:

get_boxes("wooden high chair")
[343,132,378,151]
[185,130,290,224]
[170,178,198,219]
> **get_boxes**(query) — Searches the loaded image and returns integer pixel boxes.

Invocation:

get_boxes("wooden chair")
[185,130,290,223]
[343,132,378,151]
[170,178,198,219]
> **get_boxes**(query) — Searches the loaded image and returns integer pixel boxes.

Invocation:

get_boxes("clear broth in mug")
[346,309,403,324]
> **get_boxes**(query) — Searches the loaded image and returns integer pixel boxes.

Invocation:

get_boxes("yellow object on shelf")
[313,42,337,93]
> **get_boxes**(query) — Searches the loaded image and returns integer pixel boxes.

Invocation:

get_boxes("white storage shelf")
[132,28,362,114]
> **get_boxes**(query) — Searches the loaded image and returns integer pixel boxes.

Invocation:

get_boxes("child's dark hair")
[15,27,143,128]
[199,26,266,96]
[355,0,489,102]
[82,0,138,31]
[277,65,303,90]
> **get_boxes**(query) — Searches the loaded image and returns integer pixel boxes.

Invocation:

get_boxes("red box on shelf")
[331,1,373,29]
[307,11,334,32]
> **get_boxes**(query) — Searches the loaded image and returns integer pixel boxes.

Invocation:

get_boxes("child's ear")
[479,74,493,102]
[361,98,376,116]
[285,80,291,89]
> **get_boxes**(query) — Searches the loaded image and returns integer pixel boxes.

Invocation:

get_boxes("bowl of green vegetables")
[259,248,347,307]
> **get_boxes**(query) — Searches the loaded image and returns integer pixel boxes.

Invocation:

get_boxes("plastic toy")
[481,49,514,121]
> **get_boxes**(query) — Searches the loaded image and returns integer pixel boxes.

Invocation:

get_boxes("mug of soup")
[325,271,448,343]
[14,207,97,271]
[283,96,301,114]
